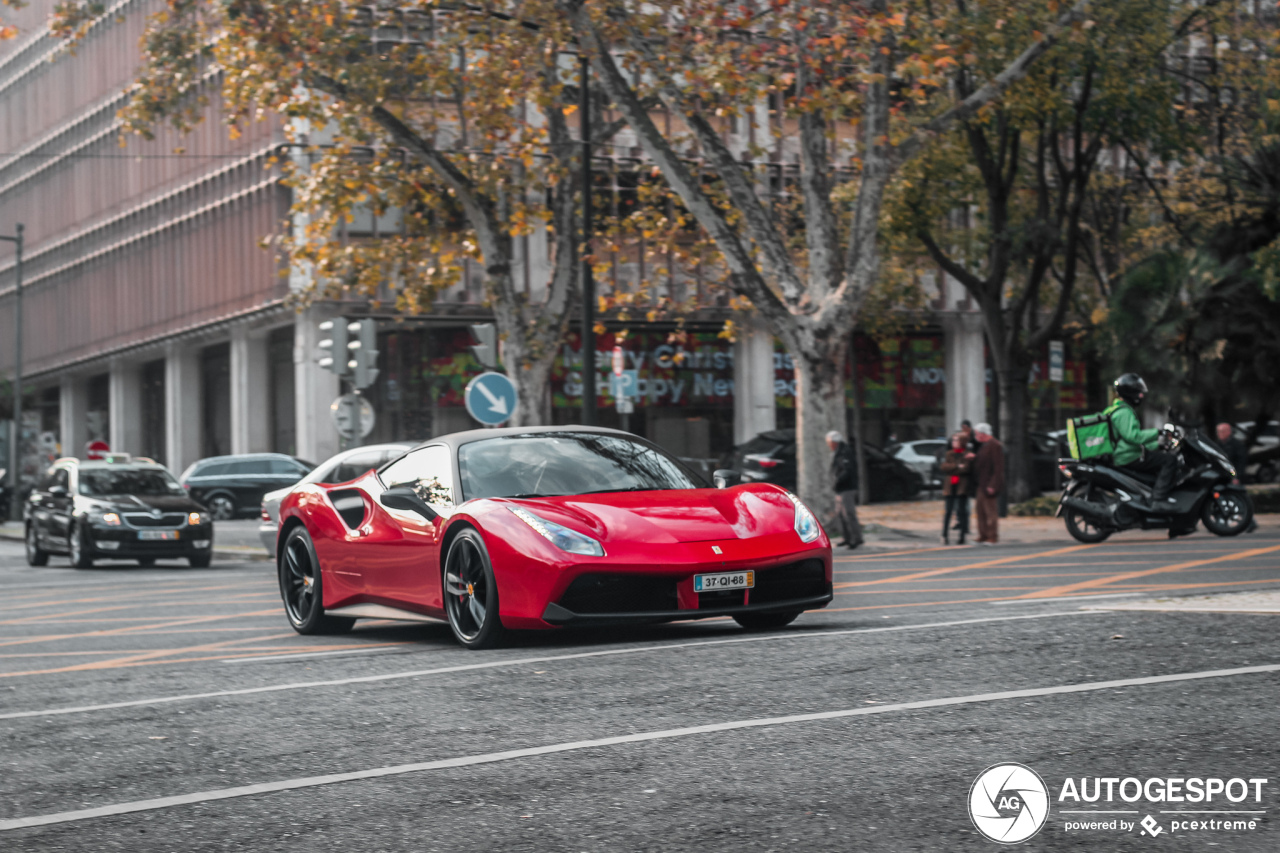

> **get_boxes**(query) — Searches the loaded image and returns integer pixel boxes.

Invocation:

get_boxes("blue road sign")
[611,370,638,399]
[465,372,518,426]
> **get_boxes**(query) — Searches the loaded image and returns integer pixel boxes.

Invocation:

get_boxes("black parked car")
[180,453,315,520]
[729,429,923,501]
[24,455,214,568]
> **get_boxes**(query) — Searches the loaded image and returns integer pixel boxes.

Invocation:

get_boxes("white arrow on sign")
[475,378,509,415]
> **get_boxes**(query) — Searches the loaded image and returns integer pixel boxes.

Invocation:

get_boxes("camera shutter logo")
[969,763,1050,844]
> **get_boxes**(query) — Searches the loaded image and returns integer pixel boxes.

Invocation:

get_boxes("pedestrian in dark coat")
[826,430,863,549]
[972,423,1005,545]
[939,433,975,545]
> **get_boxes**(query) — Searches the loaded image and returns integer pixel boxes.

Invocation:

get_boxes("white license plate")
[138,530,179,541]
[693,570,754,592]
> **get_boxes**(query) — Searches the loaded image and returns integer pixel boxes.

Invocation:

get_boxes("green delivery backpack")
[1067,402,1120,462]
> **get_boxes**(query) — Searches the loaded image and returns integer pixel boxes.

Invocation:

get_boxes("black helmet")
[1114,373,1148,406]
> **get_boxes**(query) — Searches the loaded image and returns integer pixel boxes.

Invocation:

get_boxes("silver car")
[885,439,949,489]
[257,442,414,553]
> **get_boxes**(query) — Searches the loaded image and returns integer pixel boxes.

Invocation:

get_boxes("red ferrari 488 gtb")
[276,426,833,648]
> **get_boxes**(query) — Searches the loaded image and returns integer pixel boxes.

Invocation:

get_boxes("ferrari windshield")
[79,467,185,497]
[457,433,705,500]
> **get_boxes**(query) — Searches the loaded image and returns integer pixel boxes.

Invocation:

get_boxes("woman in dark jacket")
[939,433,975,545]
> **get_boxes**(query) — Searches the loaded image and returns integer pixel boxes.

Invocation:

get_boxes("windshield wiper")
[503,492,560,499]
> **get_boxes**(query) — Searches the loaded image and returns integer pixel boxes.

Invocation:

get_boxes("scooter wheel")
[1064,507,1113,543]
[1201,492,1253,536]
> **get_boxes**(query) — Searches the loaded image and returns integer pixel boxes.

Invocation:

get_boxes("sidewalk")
[844,499,1280,551]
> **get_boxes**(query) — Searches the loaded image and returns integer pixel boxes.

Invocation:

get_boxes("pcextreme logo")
[969,763,1050,844]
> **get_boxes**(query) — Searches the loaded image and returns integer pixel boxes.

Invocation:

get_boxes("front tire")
[188,552,212,568]
[1063,508,1113,543]
[734,611,801,631]
[278,527,354,635]
[443,529,506,650]
[25,523,49,566]
[1201,491,1253,536]
[68,522,95,568]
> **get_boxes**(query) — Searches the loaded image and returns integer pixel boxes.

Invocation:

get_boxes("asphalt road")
[2,528,1278,851]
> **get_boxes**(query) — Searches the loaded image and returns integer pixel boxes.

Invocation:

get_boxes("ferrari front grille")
[558,573,679,614]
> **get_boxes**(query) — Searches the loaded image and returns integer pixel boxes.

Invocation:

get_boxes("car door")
[45,468,75,545]
[363,445,455,610]
[26,468,56,549]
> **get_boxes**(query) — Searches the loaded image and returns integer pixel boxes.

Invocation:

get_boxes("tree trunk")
[508,348,554,427]
[792,331,849,524]
[997,361,1034,503]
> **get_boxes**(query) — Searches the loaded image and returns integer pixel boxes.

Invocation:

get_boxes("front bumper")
[541,590,833,626]
[87,523,214,558]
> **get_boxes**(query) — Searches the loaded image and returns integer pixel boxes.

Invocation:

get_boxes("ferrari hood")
[522,486,795,544]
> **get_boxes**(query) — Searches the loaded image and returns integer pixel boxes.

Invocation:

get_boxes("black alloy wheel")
[733,611,801,631]
[25,523,48,566]
[68,522,95,569]
[443,529,505,649]
[1063,507,1113,543]
[1201,491,1253,537]
[278,527,354,635]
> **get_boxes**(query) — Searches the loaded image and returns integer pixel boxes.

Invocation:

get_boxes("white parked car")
[885,439,949,489]
[257,442,414,552]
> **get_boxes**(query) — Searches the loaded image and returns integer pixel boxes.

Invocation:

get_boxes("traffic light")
[346,319,380,389]
[470,323,500,369]
[317,318,350,376]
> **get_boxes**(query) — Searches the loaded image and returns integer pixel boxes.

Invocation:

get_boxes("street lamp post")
[1,223,23,521]
[580,55,597,426]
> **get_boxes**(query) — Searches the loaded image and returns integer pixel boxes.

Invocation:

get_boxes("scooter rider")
[1109,373,1179,508]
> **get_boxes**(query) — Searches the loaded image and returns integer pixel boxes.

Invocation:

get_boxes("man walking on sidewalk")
[826,431,864,549]
[973,423,1004,545]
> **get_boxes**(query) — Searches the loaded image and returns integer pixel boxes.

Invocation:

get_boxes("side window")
[198,462,228,477]
[327,452,384,484]
[380,446,454,507]
[52,469,70,491]
[268,458,306,476]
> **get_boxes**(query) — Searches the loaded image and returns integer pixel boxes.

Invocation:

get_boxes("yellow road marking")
[1014,545,1280,599]
[837,545,1097,589]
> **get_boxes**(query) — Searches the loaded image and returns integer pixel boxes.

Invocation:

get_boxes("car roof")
[75,462,167,471]
[195,453,300,462]
[408,425,634,453]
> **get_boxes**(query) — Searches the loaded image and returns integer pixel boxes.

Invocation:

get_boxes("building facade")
[0,1,1086,488]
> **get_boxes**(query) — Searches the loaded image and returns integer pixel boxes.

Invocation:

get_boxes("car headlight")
[101,512,122,526]
[188,511,203,526]
[785,492,821,543]
[509,506,605,556]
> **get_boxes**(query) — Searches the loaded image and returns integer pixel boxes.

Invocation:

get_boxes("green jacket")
[1107,399,1159,466]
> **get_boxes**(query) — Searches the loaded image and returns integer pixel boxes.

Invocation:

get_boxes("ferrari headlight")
[509,506,605,557]
[785,492,821,543]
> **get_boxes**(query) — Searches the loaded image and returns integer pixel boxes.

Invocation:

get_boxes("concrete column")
[294,307,341,464]
[733,318,777,445]
[230,324,271,454]
[165,344,202,475]
[59,375,89,459]
[943,312,987,433]
[108,360,143,456]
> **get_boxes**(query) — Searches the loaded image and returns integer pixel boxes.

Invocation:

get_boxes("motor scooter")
[1056,425,1253,542]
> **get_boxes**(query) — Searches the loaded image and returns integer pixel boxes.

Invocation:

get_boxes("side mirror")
[48,485,68,497]
[380,485,439,521]
[712,469,742,489]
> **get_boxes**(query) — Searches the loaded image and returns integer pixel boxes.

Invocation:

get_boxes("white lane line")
[992,593,1144,605]
[222,647,407,664]
[0,611,1102,720]
[4,661,1277,832]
